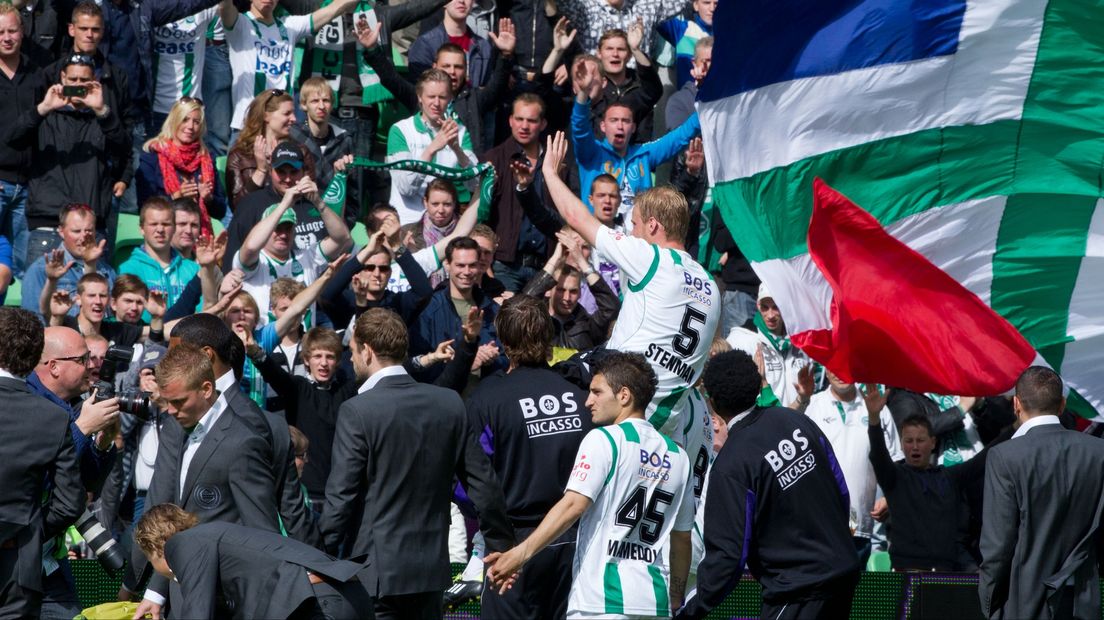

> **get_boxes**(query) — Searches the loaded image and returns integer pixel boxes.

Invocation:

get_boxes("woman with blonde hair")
[137,97,226,235]
[225,89,315,209]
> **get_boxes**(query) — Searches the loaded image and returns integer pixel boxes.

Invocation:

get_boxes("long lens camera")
[74,509,126,572]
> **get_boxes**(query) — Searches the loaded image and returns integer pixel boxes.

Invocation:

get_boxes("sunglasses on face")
[362,264,392,273]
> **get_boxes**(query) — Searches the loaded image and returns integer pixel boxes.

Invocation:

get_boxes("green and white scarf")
[310,1,392,106]
[349,157,497,221]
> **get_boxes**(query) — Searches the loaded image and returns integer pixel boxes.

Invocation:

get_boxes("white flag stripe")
[1064,199,1104,341]
[699,0,1046,182]
[1060,339,1104,418]
[752,197,1006,336]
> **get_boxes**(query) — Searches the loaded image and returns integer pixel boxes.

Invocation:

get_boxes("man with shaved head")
[27,325,121,617]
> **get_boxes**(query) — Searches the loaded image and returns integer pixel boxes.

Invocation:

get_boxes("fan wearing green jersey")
[486,352,694,619]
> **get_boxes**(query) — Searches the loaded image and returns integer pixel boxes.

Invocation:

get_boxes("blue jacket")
[408,285,506,382]
[571,99,700,209]
[408,24,495,89]
[27,372,116,493]
[656,14,712,89]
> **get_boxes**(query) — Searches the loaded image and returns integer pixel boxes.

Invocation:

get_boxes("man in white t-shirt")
[232,143,352,321]
[486,352,695,619]
[539,130,720,506]
[220,0,361,130]
[805,372,903,562]
[150,8,221,126]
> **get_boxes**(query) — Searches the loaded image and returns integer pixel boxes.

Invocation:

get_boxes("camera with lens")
[74,508,126,571]
[92,345,153,421]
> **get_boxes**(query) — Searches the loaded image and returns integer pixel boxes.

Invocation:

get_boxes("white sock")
[460,532,487,581]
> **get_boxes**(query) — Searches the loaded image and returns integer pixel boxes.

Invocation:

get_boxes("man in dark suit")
[169,314,318,546]
[979,366,1104,619]
[134,504,373,619]
[321,308,516,619]
[0,308,84,618]
[134,343,280,619]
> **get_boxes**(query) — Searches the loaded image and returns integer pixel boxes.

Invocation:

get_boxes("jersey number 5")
[615,486,674,544]
[672,306,708,357]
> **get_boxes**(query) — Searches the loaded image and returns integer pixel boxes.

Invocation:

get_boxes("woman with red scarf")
[137,97,227,236]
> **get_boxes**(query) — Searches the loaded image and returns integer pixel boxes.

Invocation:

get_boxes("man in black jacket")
[588,25,663,143]
[678,350,860,620]
[465,295,593,617]
[29,17,131,243]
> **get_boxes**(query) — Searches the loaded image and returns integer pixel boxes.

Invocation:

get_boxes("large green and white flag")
[698,0,1104,417]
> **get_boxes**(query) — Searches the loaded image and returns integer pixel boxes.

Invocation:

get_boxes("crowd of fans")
[0,0,1043,616]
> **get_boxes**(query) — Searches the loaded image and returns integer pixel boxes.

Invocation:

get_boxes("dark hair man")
[979,366,1104,619]
[321,308,515,619]
[459,295,593,615]
[678,350,860,619]
[487,352,695,617]
[0,308,82,618]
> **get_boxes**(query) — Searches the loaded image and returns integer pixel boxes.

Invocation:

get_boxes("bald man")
[27,327,123,618]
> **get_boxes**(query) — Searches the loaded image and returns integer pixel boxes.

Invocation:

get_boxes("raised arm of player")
[541,131,600,247]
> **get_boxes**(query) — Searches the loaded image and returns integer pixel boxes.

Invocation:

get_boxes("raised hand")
[355,20,382,48]
[333,153,355,173]
[76,81,106,114]
[627,18,644,51]
[195,231,229,268]
[552,16,576,52]
[754,343,768,388]
[77,236,106,266]
[572,57,596,95]
[253,135,270,170]
[556,230,588,272]
[428,120,459,154]
[862,384,889,418]
[462,306,483,343]
[794,365,815,405]
[472,341,498,370]
[541,131,569,180]
[44,249,73,281]
[49,290,74,318]
[146,290,167,318]
[430,338,456,364]
[38,84,68,115]
[685,137,705,177]
[488,17,516,55]
[203,282,241,314]
[509,156,534,188]
[219,269,245,298]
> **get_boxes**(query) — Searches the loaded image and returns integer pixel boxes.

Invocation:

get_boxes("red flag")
[790,179,1036,395]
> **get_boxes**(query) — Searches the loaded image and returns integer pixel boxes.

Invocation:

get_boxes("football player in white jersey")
[538,130,721,501]
[486,352,694,619]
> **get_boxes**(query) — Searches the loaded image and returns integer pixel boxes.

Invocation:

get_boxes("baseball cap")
[264,204,298,226]
[270,141,304,169]
[757,282,772,303]
[140,344,167,372]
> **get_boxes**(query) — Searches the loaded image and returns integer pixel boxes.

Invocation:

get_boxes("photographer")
[27,326,120,620]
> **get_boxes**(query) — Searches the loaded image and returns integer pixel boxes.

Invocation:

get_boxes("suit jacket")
[164,522,370,619]
[979,423,1104,619]
[320,372,515,596]
[143,399,280,610]
[0,377,83,595]
[224,389,321,548]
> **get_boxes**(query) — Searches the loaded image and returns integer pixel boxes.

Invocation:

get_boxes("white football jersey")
[594,226,721,447]
[565,419,695,617]
[150,7,218,114]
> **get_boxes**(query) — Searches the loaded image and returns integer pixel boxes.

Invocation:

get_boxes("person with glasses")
[137,98,227,233]
[20,204,116,318]
[27,326,122,620]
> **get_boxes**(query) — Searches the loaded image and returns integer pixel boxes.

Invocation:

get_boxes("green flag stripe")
[1067,389,1101,420]
[648,565,669,616]
[603,563,625,615]
[716,0,1104,264]
[989,193,1095,371]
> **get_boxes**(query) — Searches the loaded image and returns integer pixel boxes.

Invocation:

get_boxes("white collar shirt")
[1012,414,1061,439]
[357,364,407,394]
